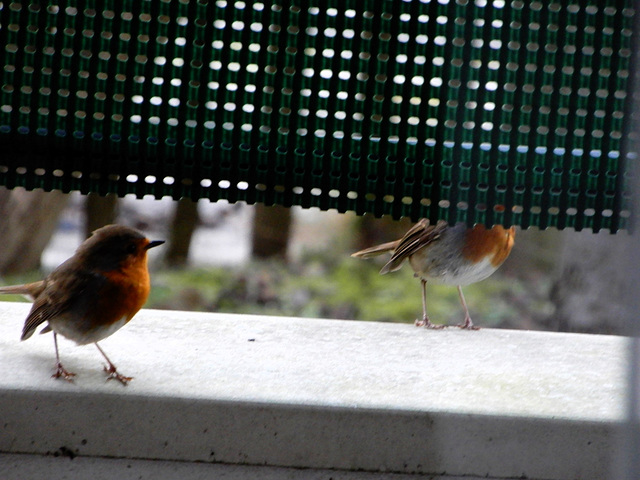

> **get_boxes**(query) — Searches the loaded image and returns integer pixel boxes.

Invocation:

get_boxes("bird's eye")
[126,243,137,254]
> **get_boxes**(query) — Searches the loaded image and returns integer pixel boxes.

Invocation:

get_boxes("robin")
[352,219,515,329]
[0,224,164,385]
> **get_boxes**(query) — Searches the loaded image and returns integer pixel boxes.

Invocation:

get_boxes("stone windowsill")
[0,301,629,480]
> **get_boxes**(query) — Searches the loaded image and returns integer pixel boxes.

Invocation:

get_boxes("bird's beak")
[146,240,165,250]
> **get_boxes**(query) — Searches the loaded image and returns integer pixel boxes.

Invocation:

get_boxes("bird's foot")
[415,317,445,329]
[52,362,76,382]
[455,316,480,330]
[103,364,133,386]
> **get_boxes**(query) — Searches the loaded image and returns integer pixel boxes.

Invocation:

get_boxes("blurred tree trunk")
[165,197,199,267]
[251,204,292,259]
[0,187,69,275]
[84,192,119,238]
[353,215,413,251]
[547,230,631,335]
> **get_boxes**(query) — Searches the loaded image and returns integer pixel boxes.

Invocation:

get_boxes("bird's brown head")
[76,225,164,272]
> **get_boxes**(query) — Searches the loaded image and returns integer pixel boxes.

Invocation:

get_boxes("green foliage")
[145,255,523,327]
[0,247,531,328]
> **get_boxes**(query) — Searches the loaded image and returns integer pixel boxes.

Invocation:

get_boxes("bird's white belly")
[415,255,499,286]
[435,258,497,286]
[49,316,128,346]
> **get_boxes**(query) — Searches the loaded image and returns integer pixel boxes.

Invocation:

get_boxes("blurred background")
[0,186,629,335]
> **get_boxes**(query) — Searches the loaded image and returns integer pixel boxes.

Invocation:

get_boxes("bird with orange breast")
[0,224,164,385]
[352,219,515,329]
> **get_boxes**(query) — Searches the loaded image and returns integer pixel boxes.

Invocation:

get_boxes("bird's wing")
[380,219,448,274]
[20,269,106,341]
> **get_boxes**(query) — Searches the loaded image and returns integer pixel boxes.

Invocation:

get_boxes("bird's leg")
[95,343,133,386]
[415,279,444,329]
[51,332,76,381]
[455,286,479,330]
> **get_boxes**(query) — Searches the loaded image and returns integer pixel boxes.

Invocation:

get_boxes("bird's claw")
[103,365,133,386]
[415,317,445,329]
[455,317,480,330]
[52,363,76,382]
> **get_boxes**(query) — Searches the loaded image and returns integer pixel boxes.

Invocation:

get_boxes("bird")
[352,219,515,329]
[0,224,164,385]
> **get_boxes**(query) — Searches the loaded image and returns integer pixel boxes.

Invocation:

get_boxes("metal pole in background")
[616,3,640,477]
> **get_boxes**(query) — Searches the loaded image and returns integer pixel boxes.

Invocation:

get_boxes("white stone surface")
[0,301,629,479]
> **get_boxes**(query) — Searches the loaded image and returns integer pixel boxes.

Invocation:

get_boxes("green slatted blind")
[0,1,634,231]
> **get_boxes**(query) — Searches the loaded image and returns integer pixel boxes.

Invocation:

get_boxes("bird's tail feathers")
[351,241,399,259]
[379,258,406,275]
[0,281,45,301]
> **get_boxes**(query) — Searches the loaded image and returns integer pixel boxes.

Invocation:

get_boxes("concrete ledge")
[1,453,489,480]
[0,301,628,479]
